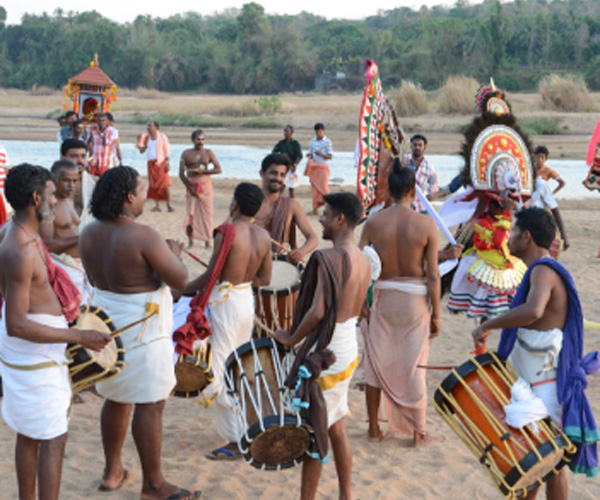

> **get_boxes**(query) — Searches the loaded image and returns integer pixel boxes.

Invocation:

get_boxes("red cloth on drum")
[173,223,236,355]
[285,248,351,462]
[270,195,297,251]
[146,160,171,200]
[41,241,81,324]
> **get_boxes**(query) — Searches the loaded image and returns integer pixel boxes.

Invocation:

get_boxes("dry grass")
[390,81,429,117]
[118,86,170,99]
[435,75,480,114]
[29,85,57,96]
[538,74,596,112]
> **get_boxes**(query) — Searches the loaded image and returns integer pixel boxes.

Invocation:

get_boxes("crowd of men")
[0,115,592,500]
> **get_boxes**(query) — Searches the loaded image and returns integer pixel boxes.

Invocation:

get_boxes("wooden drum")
[254,258,303,338]
[434,352,575,499]
[68,304,126,394]
[225,337,314,470]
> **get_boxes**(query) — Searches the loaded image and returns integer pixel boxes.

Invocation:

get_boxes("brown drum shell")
[434,353,569,496]
[225,337,313,470]
[253,258,303,338]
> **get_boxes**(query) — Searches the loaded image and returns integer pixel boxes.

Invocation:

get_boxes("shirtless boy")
[179,129,222,248]
[182,183,272,460]
[0,164,110,500]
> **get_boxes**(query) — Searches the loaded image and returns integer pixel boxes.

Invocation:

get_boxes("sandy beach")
[0,175,598,500]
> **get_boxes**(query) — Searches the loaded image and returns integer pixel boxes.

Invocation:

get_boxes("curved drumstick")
[111,312,158,337]
[184,249,209,268]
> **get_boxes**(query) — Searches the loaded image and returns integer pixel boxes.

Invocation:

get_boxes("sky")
[1,0,475,25]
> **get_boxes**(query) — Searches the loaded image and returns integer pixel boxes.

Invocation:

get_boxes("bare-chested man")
[39,160,91,304]
[79,167,198,499]
[60,138,95,227]
[0,164,111,500]
[275,193,371,500]
[359,162,441,446]
[181,182,271,460]
[179,129,222,248]
[254,153,318,264]
[472,207,599,500]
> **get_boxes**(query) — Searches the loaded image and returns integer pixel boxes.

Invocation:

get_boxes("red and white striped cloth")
[0,144,8,225]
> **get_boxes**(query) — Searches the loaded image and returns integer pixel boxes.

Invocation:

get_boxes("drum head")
[75,306,118,368]
[256,259,302,297]
[173,355,213,398]
[243,415,314,470]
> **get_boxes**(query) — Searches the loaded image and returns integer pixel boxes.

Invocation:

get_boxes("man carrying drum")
[255,153,318,264]
[275,193,371,500]
[180,183,272,460]
[473,207,599,499]
[79,167,197,500]
[0,164,111,500]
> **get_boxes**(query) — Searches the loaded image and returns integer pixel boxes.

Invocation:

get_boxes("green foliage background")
[0,0,599,92]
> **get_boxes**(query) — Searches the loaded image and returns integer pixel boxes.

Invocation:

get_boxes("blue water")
[1,140,594,199]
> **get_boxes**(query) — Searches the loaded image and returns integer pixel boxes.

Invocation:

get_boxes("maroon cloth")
[41,242,81,324]
[173,223,236,355]
[0,196,6,226]
[270,196,297,251]
[284,248,351,460]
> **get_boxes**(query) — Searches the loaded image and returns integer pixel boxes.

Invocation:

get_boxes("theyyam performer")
[174,183,272,460]
[472,207,599,499]
[0,164,111,500]
[441,81,533,328]
[79,166,198,499]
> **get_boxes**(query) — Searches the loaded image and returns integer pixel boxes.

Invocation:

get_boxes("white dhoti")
[201,282,254,442]
[508,327,563,423]
[50,252,92,304]
[79,171,96,229]
[0,308,71,440]
[93,285,176,404]
[316,317,359,428]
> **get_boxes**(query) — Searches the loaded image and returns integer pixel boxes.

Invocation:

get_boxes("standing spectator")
[106,113,123,167]
[136,120,173,212]
[71,120,89,144]
[88,113,116,178]
[272,125,303,198]
[305,122,333,215]
[58,111,77,145]
[534,146,566,195]
[406,134,437,213]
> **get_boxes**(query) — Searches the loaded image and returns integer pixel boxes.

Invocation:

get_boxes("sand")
[0,177,599,499]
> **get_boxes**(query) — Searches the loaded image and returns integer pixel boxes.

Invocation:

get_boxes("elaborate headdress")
[457,79,534,216]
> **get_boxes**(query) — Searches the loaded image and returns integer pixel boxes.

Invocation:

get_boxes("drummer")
[179,183,271,460]
[274,193,371,500]
[0,164,111,500]
[473,207,599,498]
[254,153,318,264]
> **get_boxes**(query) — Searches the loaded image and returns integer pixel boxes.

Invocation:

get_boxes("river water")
[1,140,594,199]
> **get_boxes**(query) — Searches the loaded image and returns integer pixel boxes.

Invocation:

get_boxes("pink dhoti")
[363,277,431,435]
[307,160,330,210]
[183,179,213,243]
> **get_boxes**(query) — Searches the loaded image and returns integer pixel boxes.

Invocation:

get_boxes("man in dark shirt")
[272,125,303,198]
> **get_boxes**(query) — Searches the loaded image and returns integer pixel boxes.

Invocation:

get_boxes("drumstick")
[111,312,158,337]
[417,364,457,370]
[184,249,209,268]
[270,238,306,264]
